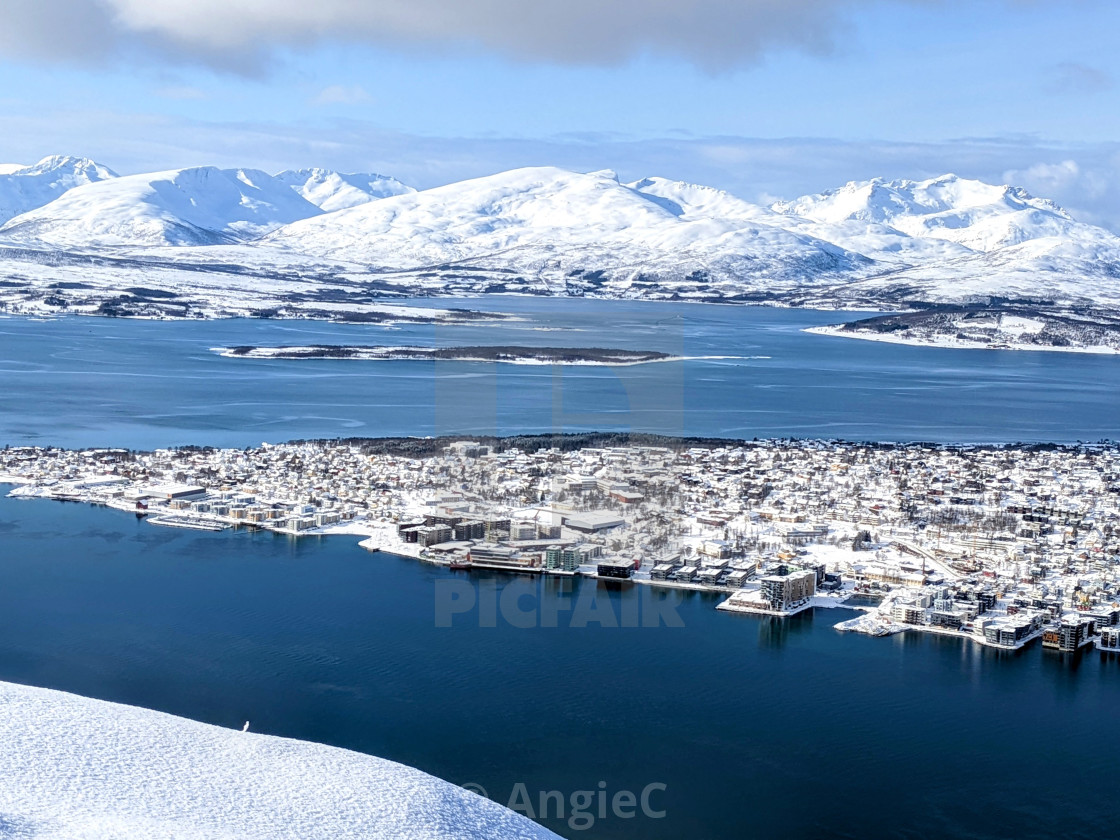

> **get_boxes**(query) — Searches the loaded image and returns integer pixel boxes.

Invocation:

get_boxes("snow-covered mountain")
[266,167,870,287]
[0,166,323,247]
[773,174,1082,253]
[766,175,1120,306]
[0,155,117,225]
[1,159,1120,320]
[0,679,560,840]
[275,168,415,212]
[844,227,1120,307]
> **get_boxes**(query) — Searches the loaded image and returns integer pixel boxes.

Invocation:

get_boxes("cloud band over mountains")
[3,0,943,71]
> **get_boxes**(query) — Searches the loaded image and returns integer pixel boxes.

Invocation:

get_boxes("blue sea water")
[0,494,1117,840]
[2,299,1120,839]
[0,298,1118,448]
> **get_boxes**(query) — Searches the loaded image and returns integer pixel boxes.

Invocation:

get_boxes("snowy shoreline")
[805,325,1120,355]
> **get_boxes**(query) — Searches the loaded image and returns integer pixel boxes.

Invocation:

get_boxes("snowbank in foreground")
[0,680,559,840]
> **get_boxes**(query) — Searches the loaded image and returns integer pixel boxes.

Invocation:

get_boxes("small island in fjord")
[213,344,679,365]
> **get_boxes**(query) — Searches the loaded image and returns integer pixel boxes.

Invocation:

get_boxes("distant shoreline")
[806,324,1120,355]
[806,304,1120,355]
[211,344,722,366]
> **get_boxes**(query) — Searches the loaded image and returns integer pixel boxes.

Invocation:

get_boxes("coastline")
[805,324,1120,355]
[8,431,1118,647]
[211,345,756,366]
[8,481,1091,659]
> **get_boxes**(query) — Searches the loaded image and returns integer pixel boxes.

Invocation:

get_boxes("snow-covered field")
[0,679,559,840]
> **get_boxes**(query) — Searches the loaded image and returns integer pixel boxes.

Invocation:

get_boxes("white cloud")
[0,0,116,63]
[312,85,372,106]
[1004,156,1120,229]
[1047,62,1114,94]
[1004,160,1082,193]
[0,0,948,72]
[155,85,208,100]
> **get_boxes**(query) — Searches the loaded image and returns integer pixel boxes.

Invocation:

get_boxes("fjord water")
[3,299,1120,839]
[1,493,1117,840]
[1,298,1119,448]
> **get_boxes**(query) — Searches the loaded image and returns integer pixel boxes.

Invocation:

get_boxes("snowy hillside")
[0,680,560,840]
[0,167,322,247]
[773,174,1083,253]
[275,168,415,212]
[843,229,1120,307]
[0,155,117,225]
[266,166,870,287]
[1,159,1120,330]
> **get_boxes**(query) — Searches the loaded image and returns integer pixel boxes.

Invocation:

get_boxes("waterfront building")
[597,559,634,579]
[467,545,537,571]
[759,567,816,612]
[1058,616,1095,652]
[544,546,578,572]
[417,524,453,547]
[930,610,964,629]
[725,569,750,588]
[891,604,925,625]
[1100,626,1120,651]
[983,615,1039,647]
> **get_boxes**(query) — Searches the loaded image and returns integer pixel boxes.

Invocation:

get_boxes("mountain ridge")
[0,155,118,226]
[1,159,1119,325]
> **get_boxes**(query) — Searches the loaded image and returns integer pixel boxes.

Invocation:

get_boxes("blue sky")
[1,0,1119,226]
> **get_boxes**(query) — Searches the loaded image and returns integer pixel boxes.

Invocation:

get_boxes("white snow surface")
[275,168,415,212]
[3,161,1120,308]
[266,166,869,281]
[0,155,117,226]
[772,173,1077,252]
[0,679,559,840]
[0,167,323,247]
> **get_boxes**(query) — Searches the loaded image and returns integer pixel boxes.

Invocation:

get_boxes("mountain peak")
[0,165,322,248]
[773,172,1080,253]
[24,155,118,179]
[0,155,118,226]
[274,168,414,213]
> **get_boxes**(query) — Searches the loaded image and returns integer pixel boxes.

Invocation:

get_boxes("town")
[3,435,1120,656]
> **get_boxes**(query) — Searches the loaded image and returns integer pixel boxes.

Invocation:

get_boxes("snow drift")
[0,679,559,840]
